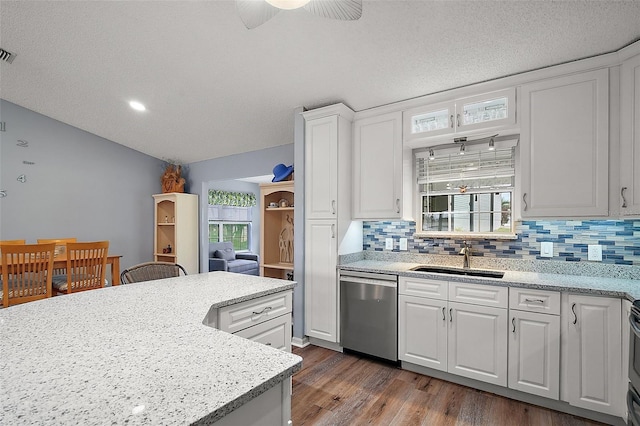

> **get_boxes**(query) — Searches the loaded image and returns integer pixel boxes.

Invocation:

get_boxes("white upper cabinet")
[620,53,640,215]
[520,68,609,218]
[305,115,339,219]
[403,88,516,147]
[353,112,404,219]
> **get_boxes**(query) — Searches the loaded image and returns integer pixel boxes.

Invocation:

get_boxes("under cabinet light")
[428,149,435,160]
[459,144,466,155]
[488,138,495,151]
[129,101,146,112]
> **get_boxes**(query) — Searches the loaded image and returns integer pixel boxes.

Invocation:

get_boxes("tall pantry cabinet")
[620,52,640,215]
[303,103,358,345]
[153,193,198,274]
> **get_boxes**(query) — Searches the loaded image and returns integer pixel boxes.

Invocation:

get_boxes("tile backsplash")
[363,220,640,266]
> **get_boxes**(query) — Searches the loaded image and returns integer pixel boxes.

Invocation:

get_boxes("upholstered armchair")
[208,242,259,276]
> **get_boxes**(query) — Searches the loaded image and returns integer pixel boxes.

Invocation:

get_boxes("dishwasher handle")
[340,276,397,288]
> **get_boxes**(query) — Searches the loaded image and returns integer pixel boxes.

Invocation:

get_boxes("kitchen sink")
[410,265,505,279]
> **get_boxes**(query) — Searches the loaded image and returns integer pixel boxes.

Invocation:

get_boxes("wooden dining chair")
[0,239,26,245]
[1,243,56,308]
[37,238,78,275]
[120,261,187,284]
[52,241,109,295]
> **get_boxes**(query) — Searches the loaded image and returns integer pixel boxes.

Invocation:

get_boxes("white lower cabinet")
[508,288,561,400]
[207,290,293,352]
[561,293,622,417]
[398,277,508,387]
[508,309,560,399]
[448,301,508,386]
[398,294,447,371]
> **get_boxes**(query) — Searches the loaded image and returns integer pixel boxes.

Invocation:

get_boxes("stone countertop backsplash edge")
[339,251,640,300]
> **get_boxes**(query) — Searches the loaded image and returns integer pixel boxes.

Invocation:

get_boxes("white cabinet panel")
[304,220,338,342]
[520,69,609,217]
[562,294,622,416]
[448,281,508,308]
[235,313,292,352]
[448,301,508,386]
[398,276,447,300]
[353,112,403,219]
[508,310,560,399]
[509,287,560,315]
[620,53,640,215]
[398,295,447,371]
[305,116,338,219]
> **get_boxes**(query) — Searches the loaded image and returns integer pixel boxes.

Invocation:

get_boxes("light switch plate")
[399,238,408,251]
[385,238,394,250]
[541,241,553,258]
[588,244,603,261]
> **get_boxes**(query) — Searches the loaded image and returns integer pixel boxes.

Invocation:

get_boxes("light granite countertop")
[340,259,640,301]
[0,271,302,425]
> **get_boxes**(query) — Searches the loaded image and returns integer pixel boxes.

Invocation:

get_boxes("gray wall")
[0,100,160,280]
[205,179,261,255]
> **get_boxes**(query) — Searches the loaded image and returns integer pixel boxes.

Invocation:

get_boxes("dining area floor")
[291,345,606,426]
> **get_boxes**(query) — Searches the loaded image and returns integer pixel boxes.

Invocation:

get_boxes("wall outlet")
[541,241,553,258]
[588,244,603,261]
[385,238,394,250]
[399,238,408,251]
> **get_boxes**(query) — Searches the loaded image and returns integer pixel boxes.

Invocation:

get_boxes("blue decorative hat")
[272,163,294,182]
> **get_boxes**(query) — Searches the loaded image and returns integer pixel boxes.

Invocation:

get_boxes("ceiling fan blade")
[236,0,281,29]
[304,0,362,21]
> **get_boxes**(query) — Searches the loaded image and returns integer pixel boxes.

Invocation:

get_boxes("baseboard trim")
[291,336,310,348]
[307,337,343,352]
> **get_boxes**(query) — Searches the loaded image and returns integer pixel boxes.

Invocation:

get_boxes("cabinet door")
[448,302,507,386]
[520,69,609,217]
[305,116,338,219]
[403,100,455,142]
[456,88,516,134]
[398,295,448,371]
[508,310,560,399]
[620,54,640,215]
[353,112,403,219]
[304,220,338,342]
[562,294,622,416]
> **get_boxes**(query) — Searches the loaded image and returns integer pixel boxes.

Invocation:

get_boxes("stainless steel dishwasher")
[340,271,398,362]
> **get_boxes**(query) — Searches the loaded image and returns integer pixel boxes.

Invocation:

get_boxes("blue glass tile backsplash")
[363,220,640,266]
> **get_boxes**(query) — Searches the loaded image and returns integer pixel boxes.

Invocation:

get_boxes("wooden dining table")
[0,253,123,285]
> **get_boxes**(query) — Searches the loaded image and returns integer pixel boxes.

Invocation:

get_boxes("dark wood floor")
[291,345,605,426]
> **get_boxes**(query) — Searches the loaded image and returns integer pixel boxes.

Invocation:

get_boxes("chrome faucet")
[460,241,472,269]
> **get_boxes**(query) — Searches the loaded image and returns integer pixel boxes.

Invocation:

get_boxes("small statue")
[161,164,186,193]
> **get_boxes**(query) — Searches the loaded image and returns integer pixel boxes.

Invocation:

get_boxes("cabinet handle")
[622,187,628,208]
[449,308,453,322]
[331,224,335,239]
[396,198,400,214]
[571,303,577,325]
[331,200,336,215]
[523,193,528,211]
[251,306,273,321]
[442,307,446,321]
[524,298,545,304]
[450,114,454,128]
[266,342,272,346]
[512,317,516,333]
[456,113,461,128]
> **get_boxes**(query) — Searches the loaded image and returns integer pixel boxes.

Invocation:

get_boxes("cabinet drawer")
[509,287,560,315]
[399,276,447,300]
[448,282,507,308]
[218,291,292,334]
[234,313,292,352]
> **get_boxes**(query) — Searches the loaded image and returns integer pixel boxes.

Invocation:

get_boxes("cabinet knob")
[622,187,628,208]
[523,193,528,212]
[331,200,336,215]
[396,198,400,214]
[571,303,577,325]
[512,317,516,333]
[450,114,454,129]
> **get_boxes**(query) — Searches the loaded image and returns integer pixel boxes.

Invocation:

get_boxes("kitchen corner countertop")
[340,260,640,301]
[0,272,301,425]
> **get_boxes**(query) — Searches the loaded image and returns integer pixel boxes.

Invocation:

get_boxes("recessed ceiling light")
[129,101,146,111]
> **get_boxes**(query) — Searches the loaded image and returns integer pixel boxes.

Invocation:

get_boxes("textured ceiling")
[1,1,639,164]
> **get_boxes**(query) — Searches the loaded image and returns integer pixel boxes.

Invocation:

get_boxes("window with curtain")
[208,190,257,251]
[416,142,516,235]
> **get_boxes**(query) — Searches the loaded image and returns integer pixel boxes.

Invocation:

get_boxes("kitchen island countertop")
[340,259,640,300]
[0,271,301,425]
